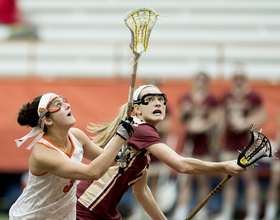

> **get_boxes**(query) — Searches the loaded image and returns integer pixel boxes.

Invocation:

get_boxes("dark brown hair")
[17,95,43,128]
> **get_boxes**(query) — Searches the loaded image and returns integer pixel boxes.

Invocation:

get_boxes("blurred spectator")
[262,106,280,220]
[214,70,266,220]
[0,0,37,39]
[172,71,219,220]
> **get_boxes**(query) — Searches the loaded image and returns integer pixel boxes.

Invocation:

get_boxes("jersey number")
[63,179,74,193]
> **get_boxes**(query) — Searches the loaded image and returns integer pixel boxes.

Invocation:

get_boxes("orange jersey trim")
[30,171,48,176]
[41,134,75,158]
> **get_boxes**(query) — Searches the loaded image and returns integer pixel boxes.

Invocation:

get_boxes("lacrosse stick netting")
[118,8,159,174]
[237,129,272,168]
[186,125,273,220]
[124,7,159,117]
[124,7,159,55]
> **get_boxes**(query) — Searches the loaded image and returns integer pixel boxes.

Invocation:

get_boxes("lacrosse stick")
[186,124,272,220]
[118,7,159,174]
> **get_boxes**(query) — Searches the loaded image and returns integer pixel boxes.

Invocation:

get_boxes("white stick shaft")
[119,53,141,173]
[127,53,140,117]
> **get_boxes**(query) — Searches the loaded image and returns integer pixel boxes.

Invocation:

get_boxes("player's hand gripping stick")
[116,116,134,141]
[116,116,134,174]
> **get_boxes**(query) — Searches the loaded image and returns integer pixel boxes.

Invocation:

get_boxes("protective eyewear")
[133,93,167,105]
[47,96,69,113]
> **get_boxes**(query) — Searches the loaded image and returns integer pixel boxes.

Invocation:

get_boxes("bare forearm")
[180,158,223,175]
[147,143,245,178]
[179,158,245,177]
[134,186,167,220]
[85,136,124,180]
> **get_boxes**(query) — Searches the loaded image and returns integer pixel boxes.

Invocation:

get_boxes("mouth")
[67,112,72,116]
[153,110,162,115]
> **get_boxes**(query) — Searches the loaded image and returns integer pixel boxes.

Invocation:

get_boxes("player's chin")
[69,118,76,126]
[152,114,164,121]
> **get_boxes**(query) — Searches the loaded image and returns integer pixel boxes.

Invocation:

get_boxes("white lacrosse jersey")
[9,132,84,220]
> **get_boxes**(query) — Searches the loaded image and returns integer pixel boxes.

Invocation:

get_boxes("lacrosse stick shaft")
[186,175,232,220]
[127,53,140,117]
[119,53,141,174]
[119,7,158,174]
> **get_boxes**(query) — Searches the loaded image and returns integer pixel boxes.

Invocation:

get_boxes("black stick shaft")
[186,175,232,220]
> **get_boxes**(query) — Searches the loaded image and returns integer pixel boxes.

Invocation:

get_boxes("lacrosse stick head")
[237,125,272,168]
[124,7,159,54]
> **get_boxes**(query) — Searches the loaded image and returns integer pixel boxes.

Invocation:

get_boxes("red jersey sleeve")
[127,123,163,150]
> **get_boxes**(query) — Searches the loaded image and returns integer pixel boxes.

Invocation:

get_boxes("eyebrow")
[50,97,63,106]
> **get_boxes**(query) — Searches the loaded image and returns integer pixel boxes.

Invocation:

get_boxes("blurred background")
[1,0,280,219]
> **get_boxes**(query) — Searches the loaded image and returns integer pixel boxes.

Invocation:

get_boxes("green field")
[0,213,8,220]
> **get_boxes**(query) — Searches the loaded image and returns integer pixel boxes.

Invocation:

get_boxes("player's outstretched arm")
[146,143,246,176]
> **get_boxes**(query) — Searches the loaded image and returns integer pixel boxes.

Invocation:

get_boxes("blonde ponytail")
[87,103,128,147]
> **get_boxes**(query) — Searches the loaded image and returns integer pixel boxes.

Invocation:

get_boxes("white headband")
[15,93,57,150]
[38,93,54,117]
[133,84,155,102]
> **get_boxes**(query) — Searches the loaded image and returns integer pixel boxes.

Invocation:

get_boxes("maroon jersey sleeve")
[205,94,218,107]
[248,91,262,106]
[127,123,163,150]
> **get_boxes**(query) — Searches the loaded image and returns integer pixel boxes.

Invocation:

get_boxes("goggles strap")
[15,126,43,149]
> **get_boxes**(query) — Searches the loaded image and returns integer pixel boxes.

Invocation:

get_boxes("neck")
[135,116,159,127]
[44,128,70,149]
[232,85,249,96]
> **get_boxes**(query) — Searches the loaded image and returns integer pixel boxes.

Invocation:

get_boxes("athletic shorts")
[76,201,122,220]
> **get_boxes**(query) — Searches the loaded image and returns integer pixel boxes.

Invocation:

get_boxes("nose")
[154,98,162,105]
[64,102,70,109]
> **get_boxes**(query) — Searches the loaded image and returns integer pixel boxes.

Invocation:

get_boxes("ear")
[134,105,142,116]
[42,117,53,126]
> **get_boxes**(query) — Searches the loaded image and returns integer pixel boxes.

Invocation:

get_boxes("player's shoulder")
[133,122,157,138]
[69,128,87,141]
[70,127,84,134]
[133,117,156,129]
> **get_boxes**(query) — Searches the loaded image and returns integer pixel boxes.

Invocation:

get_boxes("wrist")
[115,134,126,141]
[217,161,226,173]
[116,132,127,141]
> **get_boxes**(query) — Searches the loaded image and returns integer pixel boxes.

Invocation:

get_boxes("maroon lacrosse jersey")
[221,91,262,151]
[180,94,218,156]
[76,121,163,220]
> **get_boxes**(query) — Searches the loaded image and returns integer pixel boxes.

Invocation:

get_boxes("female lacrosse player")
[76,84,246,220]
[9,93,134,220]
